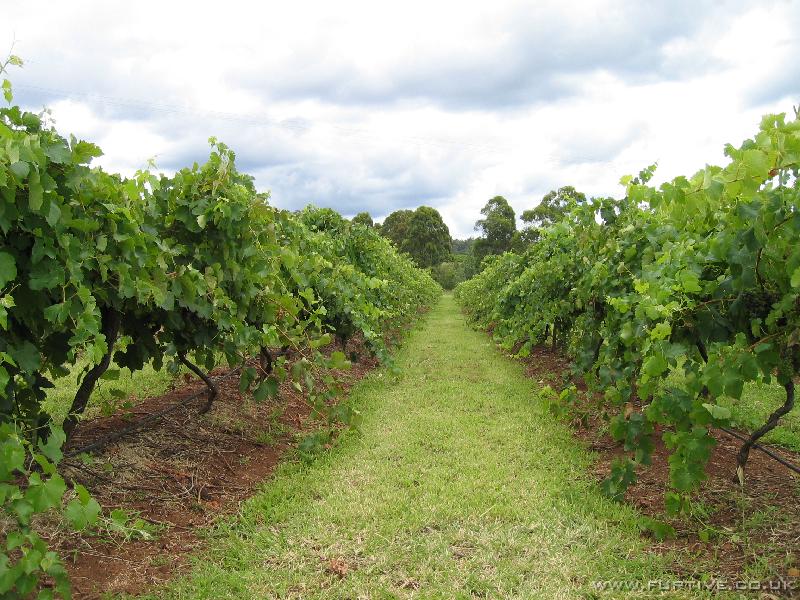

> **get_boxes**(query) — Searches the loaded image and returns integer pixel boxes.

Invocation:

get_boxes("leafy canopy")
[380,206,452,268]
[473,196,516,261]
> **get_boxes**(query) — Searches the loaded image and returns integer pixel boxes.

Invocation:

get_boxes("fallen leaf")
[325,558,349,578]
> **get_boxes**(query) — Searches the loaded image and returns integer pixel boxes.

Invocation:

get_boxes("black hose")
[718,426,800,477]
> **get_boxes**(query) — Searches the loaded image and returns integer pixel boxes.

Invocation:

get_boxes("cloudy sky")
[3,0,799,237]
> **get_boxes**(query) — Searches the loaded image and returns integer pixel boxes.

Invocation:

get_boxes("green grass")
[142,294,706,599]
[663,370,800,452]
[43,358,180,424]
[722,381,800,451]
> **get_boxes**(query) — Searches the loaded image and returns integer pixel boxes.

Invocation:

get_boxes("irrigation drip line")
[718,426,800,476]
[64,367,242,458]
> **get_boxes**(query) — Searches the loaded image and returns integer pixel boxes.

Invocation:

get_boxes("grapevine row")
[456,110,800,512]
[0,63,439,597]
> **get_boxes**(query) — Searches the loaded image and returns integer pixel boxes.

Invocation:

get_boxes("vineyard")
[0,63,439,598]
[455,110,800,512]
[1,52,800,597]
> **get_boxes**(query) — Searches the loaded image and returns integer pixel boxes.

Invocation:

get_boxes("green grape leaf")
[64,495,101,531]
[702,403,732,421]
[239,367,256,393]
[0,253,16,288]
[25,474,66,512]
[791,266,800,289]
[37,428,66,464]
[10,341,40,374]
[329,351,350,370]
[643,354,668,378]
[100,369,121,381]
[28,169,43,211]
[42,141,72,164]
[0,437,25,480]
[650,322,671,341]
[10,161,29,179]
[253,377,279,402]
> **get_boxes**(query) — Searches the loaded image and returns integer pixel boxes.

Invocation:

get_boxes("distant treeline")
[353,187,583,289]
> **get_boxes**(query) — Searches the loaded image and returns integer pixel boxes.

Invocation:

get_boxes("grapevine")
[456,111,800,511]
[0,60,440,597]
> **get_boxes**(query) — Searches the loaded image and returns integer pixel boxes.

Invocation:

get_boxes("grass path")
[156,295,687,599]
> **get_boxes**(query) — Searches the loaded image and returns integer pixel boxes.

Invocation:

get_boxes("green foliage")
[289,206,440,361]
[518,186,587,247]
[379,206,452,268]
[473,196,516,261]
[430,248,479,291]
[450,238,474,255]
[404,206,451,268]
[640,517,676,541]
[154,296,679,598]
[0,59,439,596]
[96,508,160,542]
[430,262,456,290]
[0,424,83,599]
[0,73,437,435]
[521,186,587,229]
[454,252,525,327]
[378,209,413,247]
[456,112,800,504]
[351,212,374,227]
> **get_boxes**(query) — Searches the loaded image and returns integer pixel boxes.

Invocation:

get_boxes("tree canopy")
[380,209,414,247]
[352,211,374,227]
[380,206,452,268]
[514,186,588,247]
[521,186,587,229]
[473,196,516,261]
[451,238,474,255]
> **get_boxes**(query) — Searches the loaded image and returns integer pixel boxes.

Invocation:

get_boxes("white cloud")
[2,0,798,236]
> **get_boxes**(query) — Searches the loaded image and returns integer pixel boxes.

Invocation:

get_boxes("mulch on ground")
[47,340,378,600]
